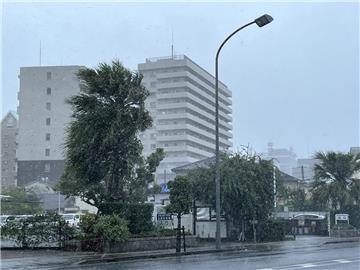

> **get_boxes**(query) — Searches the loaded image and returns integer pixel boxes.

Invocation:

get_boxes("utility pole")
[273,165,277,208]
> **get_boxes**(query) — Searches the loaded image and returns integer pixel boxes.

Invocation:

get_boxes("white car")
[61,214,81,227]
[0,215,9,227]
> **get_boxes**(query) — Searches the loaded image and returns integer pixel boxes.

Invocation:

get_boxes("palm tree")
[312,151,360,210]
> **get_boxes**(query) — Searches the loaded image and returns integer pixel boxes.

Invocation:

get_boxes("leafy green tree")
[59,60,162,207]
[166,176,192,252]
[221,154,274,234]
[287,188,307,211]
[188,151,279,240]
[312,151,360,210]
[131,148,165,202]
[0,187,42,215]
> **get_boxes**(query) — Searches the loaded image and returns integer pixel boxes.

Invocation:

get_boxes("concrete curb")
[323,237,360,245]
[76,246,249,265]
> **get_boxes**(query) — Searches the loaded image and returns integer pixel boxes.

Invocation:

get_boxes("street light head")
[254,14,273,27]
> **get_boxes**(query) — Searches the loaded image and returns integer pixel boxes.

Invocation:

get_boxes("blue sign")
[160,183,170,193]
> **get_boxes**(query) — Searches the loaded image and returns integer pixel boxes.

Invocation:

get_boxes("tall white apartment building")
[17,66,83,186]
[138,55,233,184]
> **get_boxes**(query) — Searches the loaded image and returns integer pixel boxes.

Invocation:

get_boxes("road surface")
[1,236,359,269]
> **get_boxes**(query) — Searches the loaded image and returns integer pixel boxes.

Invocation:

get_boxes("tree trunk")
[176,213,181,253]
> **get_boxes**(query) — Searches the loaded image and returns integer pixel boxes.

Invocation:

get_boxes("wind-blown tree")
[221,154,275,235]
[189,151,278,239]
[287,188,307,211]
[312,151,360,210]
[59,60,162,207]
[130,148,165,203]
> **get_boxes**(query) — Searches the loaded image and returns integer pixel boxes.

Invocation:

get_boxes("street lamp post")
[214,14,273,250]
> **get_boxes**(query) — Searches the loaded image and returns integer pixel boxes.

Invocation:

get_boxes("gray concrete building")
[138,55,233,184]
[1,111,18,188]
[17,66,83,186]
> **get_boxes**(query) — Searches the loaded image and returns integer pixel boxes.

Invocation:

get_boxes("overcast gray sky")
[1,0,359,158]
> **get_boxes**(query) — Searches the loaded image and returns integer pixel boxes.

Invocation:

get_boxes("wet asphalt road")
[76,242,360,270]
[1,237,359,270]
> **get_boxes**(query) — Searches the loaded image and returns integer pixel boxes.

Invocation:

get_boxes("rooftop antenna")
[39,40,42,66]
[171,29,174,59]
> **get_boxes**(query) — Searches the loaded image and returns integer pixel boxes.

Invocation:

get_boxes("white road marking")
[257,258,360,270]
[333,259,352,263]
[300,264,316,268]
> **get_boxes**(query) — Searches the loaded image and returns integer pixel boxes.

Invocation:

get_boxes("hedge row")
[98,202,154,234]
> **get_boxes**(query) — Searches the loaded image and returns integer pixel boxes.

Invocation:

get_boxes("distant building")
[292,158,318,182]
[1,111,18,188]
[279,171,305,190]
[263,142,297,176]
[350,147,360,155]
[138,55,233,184]
[24,181,97,213]
[17,66,83,186]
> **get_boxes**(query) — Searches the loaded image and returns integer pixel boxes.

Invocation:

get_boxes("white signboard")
[335,214,349,225]
[335,214,349,221]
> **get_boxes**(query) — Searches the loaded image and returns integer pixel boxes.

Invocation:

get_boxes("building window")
[45,148,50,156]
[44,163,51,173]
[6,118,14,127]
[47,72,52,80]
[47,87,51,95]
[46,133,51,141]
[151,144,156,149]
[46,118,51,126]
[46,102,51,110]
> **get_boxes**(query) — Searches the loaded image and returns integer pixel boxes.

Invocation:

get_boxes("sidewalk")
[82,236,360,264]
[1,236,359,269]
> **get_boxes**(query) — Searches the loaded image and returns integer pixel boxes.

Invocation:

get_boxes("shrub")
[1,213,76,248]
[98,203,154,234]
[332,223,355,230]
[247,219,286,242]
[78,213,97,240]
[78,213,129,242]
[94,215,129,242]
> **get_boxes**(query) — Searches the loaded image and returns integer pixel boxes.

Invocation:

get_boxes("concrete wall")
[104,236,199,253]
[330,229,360,238]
